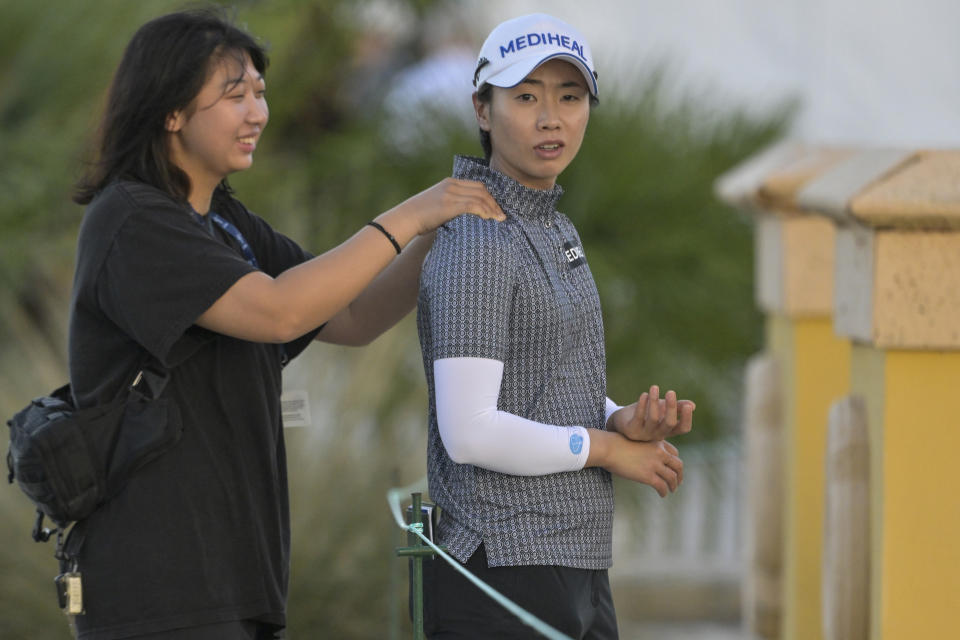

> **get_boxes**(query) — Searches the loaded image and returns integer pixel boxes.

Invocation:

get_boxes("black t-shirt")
[67,181,319,639]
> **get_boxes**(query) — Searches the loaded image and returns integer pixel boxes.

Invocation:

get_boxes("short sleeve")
[212,193,314,279]
[97,206,257,363]
[420,215,514,361]
[213,196,321,361]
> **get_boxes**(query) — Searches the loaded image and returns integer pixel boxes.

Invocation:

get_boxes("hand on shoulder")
[380,178,506,240]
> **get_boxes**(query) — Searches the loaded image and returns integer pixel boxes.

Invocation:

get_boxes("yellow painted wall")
[767,315,851,640]
[881,351,960,638]
[849,345,886,640]
[851,347,960,640]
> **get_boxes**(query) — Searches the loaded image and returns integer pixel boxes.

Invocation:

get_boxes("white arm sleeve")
[605,397,622,427]
[434,357,590,475]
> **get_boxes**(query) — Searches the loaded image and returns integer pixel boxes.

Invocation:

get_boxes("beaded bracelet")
[366,221,402,255]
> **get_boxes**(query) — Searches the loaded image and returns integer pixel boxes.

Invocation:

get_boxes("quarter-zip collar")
[452,155,563,222]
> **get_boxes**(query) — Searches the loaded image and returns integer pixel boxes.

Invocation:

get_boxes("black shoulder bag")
[6,360,182,544]
[8,206,255,543]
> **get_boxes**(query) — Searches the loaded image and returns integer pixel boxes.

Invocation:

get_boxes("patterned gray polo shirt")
[417,155,614,570]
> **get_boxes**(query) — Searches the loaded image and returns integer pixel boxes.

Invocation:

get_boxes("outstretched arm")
[196,179,504,343]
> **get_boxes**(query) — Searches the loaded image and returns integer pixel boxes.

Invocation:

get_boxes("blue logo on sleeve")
[569,433,584,455]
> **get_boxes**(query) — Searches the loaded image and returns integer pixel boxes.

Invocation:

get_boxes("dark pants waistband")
[421,543,619,639]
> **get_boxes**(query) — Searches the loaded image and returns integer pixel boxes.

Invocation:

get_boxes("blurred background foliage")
[0,0,790,637]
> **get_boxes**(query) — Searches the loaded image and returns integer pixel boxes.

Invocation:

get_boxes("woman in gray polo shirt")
[417,13,696,640]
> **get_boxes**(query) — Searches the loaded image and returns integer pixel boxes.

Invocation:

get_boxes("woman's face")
[166,51,268,201]
[474,59,591,190]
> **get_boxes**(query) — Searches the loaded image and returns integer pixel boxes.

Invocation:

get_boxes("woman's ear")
[165,111,184,133]
[472,92,491,132]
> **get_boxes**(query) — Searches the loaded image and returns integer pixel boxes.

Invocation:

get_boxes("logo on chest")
[562,241,586,268]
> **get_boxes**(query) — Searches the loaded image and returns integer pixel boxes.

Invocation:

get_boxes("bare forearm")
[585,429,616,469]
[276,225,403,320]
[196,179,504,344]
[197,222,404,343]
[328,231,436,345]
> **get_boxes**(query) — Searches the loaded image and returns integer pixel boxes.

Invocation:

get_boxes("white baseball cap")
[473,13,598,98]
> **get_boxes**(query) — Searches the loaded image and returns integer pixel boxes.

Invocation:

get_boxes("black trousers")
[122,620,283,639]
[422,544,619,639]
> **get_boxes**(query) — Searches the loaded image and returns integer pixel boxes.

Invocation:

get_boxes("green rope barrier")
[387,481,573,640]
[387,477,428,530]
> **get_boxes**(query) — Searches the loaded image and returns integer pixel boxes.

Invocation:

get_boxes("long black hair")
[74,8,268,205]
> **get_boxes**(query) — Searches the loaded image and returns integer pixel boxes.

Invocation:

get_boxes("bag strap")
[33,510,55,542]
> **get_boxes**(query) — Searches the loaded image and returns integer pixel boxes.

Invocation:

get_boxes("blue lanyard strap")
[210,213,260,269]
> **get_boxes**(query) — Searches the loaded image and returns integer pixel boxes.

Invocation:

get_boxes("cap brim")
[484,52,598,97]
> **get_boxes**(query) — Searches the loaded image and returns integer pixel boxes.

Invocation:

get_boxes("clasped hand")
[598,385,695,498]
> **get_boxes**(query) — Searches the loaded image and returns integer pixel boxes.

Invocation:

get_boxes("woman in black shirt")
[65,8,502,640]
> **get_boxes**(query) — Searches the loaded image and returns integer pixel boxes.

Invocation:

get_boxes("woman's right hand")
[380,178,505,238]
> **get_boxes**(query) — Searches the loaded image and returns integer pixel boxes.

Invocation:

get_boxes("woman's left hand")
[608,385,695,442]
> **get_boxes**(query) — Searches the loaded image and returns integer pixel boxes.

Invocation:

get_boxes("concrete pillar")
[797,149,960,640]
[716,143,855,640]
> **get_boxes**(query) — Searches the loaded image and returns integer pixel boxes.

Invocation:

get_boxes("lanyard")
[210,213,260,269]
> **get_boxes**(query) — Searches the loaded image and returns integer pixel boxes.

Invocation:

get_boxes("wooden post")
[822,396,870,640]
[742,355,784,638]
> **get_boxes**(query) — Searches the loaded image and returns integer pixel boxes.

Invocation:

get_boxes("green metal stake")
[395,492,444,640]
[411,492,424,638]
